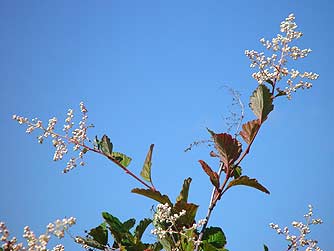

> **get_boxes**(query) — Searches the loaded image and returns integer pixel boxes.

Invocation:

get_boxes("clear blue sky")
[1,1,333,250]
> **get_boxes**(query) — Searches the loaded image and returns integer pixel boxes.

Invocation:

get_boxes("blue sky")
[1,1,333,250]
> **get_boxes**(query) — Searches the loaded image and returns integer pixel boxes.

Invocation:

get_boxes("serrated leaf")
[264,244,269,251]
[111,152,132,167]
[102,212,126,243]
[249,84,274,122]
[131,188,172,205]
[198,160,220,189]
[100,135,113,156]
[134,218,152,241]
[233,166,242,179]
[123,218,136,231]
[140,144,154,182]
[240,119,260,144]
[207,129,242,167]
[88,222,108,246]
[202,227,227,249]
[226,175,270,194]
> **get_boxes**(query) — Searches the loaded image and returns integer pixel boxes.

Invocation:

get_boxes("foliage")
[4,13,324,251]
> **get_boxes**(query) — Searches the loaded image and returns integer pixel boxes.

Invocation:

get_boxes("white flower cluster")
[245,14,319,99]
[151,203,206,250]
[13,102,92,173]
[269,205,323,251]
[0,217,75,251]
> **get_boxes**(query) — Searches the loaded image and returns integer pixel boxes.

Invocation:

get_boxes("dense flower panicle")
[151,203,206,248]
[12,102,92,173]
[269,205,323,251]
[245,14,319,99]
[0,217,75,250]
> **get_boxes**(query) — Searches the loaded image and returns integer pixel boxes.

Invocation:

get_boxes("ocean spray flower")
[13,102,92,173]
[245,14,319,99]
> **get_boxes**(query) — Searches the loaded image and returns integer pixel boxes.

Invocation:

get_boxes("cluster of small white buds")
[245,14,319,99]
[151,203,206,247]
[269,205,323,251]
[13,102,93,173]
[0,217,75,251]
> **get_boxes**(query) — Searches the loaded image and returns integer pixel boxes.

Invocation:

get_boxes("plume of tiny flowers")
[269,205,323,251]
[245,14,319,99]
[13,102,93,173]
[151,203,206,249]
[0,217,76,251]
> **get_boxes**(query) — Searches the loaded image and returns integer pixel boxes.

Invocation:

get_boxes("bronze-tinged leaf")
[131,188,172,205]
[140,144,154,182]
[207,129,242,167]
[249,84,274,122]
[198,160,220,189]
[173,201,198,227]
[225,175,270,194]
[240,119,260,145]
[176,177,192,203]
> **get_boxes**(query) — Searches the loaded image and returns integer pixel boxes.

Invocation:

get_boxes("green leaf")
[134,218,152,241]
[240,119,260,145]
[249,84,274,122]
[140,144,154,182]
[198,160,220,189]
[207,129,242,167]
[123,218,136,231]
[111,152,132,167]
[180,228,196,251]
[225,175,270,194]
[100,135,113,156]
[202,227,227,249]
[158,237,173,251]
[88,222,108,246]
[176,177,192,203]
[131,188,172,205]
[102,212,126,243]
[233,166,242,179]
[264,244,269,251]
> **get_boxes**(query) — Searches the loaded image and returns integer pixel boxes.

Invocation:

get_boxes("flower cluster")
[269,205,323,251]
[13,102,92,173]
[0,217,76,251]
[245,14,319,99]
[151,203,206,250]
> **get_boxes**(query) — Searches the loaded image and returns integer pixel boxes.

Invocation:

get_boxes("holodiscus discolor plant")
[5,13,323,251]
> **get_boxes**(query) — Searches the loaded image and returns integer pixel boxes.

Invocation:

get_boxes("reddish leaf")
[131,188,172,205]
[225,175,270,194]
[240,119,260,144]
[207,129,242,167]
[199,160,220,189]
